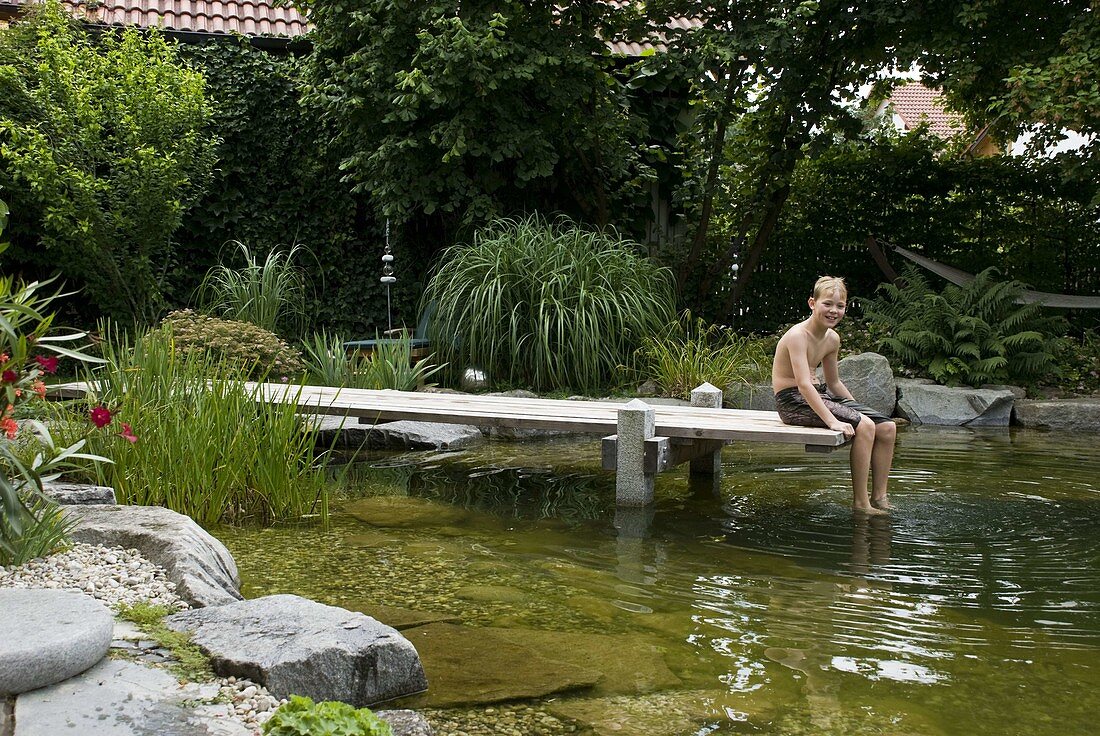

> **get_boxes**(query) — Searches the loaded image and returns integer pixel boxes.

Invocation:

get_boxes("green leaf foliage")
[302,0,652,234]
[161,309,304,379]
[0,0,216,324]
[263,696,392,736]
[175,40,411,338]
[302,330,443,391]
[423,216,675,392]
[863,266,1067,387]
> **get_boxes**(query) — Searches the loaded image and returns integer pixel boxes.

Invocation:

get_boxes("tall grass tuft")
[65,325,329,526]
[423,215,676,392]
[197,241,309,338]
[634,314,771,400]
[301,331,443,390]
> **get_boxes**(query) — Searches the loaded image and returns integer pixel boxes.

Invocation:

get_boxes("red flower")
[1,417,17,440]
[34,355,59,374]
[118,422,138,444]
[90,406,113,428]
[2,370,16,383]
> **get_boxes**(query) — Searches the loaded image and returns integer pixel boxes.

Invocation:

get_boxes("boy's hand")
[829,421,855,438]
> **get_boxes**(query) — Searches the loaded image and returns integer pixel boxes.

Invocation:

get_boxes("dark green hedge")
[691,136,1100,332]
[174,39,429,337]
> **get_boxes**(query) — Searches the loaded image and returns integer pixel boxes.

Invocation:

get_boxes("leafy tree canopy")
[0,0,216,324]
[300,0,652,236]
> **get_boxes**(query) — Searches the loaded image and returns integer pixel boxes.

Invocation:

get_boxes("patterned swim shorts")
[774,384,892,429]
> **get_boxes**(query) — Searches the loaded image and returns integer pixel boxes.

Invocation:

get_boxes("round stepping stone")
[0,589,114,694]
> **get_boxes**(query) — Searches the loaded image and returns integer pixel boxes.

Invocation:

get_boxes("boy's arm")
[787,331,856,436]
[821,333,855,400]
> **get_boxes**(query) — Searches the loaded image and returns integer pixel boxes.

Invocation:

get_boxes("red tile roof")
[6,0,308,38]
[4,0,696,53]
[885,82,966,138]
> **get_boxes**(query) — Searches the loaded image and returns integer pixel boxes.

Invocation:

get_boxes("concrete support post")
[689,382,724,476]
[616,399,655,506]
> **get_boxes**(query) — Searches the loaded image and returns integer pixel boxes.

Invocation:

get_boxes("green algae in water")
[215,428,1100,735]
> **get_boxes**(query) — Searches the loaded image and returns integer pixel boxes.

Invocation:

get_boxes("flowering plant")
[0,216,111,565]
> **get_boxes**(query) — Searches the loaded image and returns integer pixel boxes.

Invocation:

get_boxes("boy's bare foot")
[853,503,889,516]
[871,497,892,511]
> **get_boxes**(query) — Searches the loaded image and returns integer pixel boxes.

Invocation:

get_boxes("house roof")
[883,82,966,138]
[3,0,308,38]
[2,0,695,54]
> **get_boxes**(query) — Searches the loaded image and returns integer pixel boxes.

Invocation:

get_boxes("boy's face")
[808,288,847,328]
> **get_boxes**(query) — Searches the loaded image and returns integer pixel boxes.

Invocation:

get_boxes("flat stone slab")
[345,496,474,529]
[63,504,241,608]
[395,623,601,708]
[165,594,427,707]
[360,420,486,450]
[40,481,117,505]
[13,658,250,736]
[1014,397,1100,432]
[896,380,1014,426]
[0,590,113,695]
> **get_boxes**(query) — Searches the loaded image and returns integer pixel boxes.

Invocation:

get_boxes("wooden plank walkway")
[245,382,846,449]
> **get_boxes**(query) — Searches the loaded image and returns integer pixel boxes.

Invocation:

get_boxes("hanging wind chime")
[380,219,396,332]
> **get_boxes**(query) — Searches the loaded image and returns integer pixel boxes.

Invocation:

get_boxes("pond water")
[214,426,1100,735]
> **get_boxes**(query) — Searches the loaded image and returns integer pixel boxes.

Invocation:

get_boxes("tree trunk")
[722,180,792,316]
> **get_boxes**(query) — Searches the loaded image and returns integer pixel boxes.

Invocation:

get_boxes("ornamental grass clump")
[424,216,676,392]
[864,266,1066,387]
[197,241,310,338]
[634,315,771,401]
[301,331,442,391]
[67,325,328,526]
[161,309,303,379]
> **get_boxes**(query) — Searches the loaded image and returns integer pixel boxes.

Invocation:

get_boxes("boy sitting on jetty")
[771,276,896,514]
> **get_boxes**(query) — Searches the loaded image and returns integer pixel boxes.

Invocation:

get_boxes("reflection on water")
[216,426,1100,735]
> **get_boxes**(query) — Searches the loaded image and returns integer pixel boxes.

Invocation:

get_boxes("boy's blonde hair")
[812,275,847,300]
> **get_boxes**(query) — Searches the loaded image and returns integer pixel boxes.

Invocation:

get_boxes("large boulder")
[895,380,1015,426]
[0,590,113,695]
[1014,397,1100,431]
[62,505,241,608]
[817,352,896,417]
[722,384,776,411]
[362,420,486,450]
[165,594,428,707]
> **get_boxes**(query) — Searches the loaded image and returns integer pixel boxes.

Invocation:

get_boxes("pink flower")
[31,380,47,399]
[118,422,138,444]
[2,370,16,383]
[0,353,8,364]
[1,417,17,439]
[90,406,113,429]
[34,355,59,374]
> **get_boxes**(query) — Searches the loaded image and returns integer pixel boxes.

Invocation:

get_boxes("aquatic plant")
[65,325,328,526]
[423,215,676,392]
[864,266,1065,387]
[0,223,107,565]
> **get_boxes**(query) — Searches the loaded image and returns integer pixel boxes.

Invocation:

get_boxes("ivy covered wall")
[174,40,428,337]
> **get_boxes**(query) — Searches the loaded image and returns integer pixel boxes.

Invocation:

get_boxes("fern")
[864,265,1066,387]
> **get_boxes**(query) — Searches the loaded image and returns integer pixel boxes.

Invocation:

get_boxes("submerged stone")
[395,623,600,707]
[454,585,531,604]
[341,602,461,630]
[345,496,473,529]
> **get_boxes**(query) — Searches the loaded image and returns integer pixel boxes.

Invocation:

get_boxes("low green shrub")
[162,309,303,379]
[301,331,443,391]
[63,326,328,526]
[424,215,676,392]
[863,266,1066,387]
[1051,329,1100,395]
[263,695,392,736]
[633,315,771,400]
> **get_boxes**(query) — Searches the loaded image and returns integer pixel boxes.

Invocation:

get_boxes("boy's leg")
[870,420,897,509]
[849,416,883,514]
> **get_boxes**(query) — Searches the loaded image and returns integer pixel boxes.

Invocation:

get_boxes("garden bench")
[343,305,433,361]
[247,382,846,506]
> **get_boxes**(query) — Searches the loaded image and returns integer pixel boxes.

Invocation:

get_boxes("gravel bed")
[1,542,285,734]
